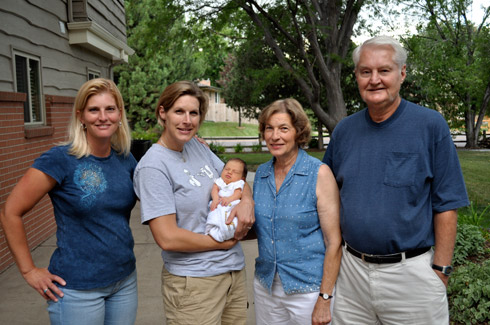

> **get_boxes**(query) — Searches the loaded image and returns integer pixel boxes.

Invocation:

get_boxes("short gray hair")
[352,36,407,71]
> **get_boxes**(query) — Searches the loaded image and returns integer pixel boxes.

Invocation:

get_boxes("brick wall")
[0,92,74,273]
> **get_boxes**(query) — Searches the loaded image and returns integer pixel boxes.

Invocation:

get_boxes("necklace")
[158,138,186,162]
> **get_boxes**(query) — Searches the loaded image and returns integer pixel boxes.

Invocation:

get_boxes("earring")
[119,121,122,126]
[80,123,86,129]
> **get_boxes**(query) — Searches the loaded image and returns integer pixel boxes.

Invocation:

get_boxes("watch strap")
[432,264,453,275]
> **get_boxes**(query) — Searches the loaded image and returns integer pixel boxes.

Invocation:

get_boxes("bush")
[234,143,244,153]
[453,224,487,266]
[308,137,319,149]
[209,142,225,155]
[448,260,490,324]
[251,143,262,152]
[131,130,160,143]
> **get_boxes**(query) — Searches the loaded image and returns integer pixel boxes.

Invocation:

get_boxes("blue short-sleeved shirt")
[323,99,469,255]
[253,149,325,294]
[33,145,137,289]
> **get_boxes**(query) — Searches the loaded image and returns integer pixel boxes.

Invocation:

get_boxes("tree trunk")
[317,120,324,149]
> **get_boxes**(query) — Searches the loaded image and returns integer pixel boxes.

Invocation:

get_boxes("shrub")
[251,143,262,152]
[308,137,319,149]
[234,143,244,153]
[448,260,490,324]
[131,130,160,143]
[209,142,225,155]
[453,224,486,266]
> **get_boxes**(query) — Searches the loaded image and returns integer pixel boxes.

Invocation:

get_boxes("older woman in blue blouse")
[253,98,342,325]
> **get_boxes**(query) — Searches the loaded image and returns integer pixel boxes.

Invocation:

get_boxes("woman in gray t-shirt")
[133,81,254,324]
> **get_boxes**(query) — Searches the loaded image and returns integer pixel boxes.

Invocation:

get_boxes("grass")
[198,121,259,137]
[457,150,490,227]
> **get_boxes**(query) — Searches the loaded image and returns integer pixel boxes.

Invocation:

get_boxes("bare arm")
[226,182,255,240]
[220,188,243,207]
[210,183,220,211]
[432,209,458,287]
[0,168,66,301]
[149,214,237,252]
[312,165,342,325]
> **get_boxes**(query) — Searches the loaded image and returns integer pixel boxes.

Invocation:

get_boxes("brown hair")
[155,81,209,126]
[258,98,311,148]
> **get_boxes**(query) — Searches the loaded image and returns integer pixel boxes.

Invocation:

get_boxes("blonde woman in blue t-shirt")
[0,78,138,325]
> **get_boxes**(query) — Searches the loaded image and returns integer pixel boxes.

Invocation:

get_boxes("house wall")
[0,0,130,273]
[0,0,128,97]
[201,89,258,125]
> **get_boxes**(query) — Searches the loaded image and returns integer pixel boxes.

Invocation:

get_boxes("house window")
[215,92,220,104]
[14,53,43,124]
[88,69,100,80]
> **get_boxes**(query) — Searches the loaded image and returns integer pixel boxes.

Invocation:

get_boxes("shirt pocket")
[383,152,418,187]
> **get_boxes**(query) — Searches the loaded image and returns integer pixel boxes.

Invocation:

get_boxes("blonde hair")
[155,81,209,127]
[66,78,131,158]
[258,98,311,148]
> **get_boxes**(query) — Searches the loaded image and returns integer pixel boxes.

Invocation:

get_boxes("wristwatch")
[432,264,454,276]
[319,293,333,300]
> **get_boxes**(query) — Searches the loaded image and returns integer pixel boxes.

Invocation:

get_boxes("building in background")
[0,0,133,273]
[197,79,258,125]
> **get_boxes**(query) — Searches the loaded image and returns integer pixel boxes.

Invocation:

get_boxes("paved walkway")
[0,174,259,325]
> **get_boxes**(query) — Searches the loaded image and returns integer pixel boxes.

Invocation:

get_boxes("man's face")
[355,45,406,111]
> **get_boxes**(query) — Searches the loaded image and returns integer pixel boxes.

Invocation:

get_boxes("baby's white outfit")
[205,178,245,242]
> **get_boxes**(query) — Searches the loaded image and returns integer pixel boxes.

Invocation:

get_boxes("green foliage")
[308,138,319,149]
[251,143,262,152]
[458,202,490,228]
[400,0,490,147]
[448,260,490,324]
[131,130,160,143]
[209,142,225,155]
[116,0,233,131]
[233,143,243,153]
[453,223,487,266]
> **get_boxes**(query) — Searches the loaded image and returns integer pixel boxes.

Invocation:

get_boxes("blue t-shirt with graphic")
[33,145,137,289]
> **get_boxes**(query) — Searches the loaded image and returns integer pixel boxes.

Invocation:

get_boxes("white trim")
[67,21,134,63]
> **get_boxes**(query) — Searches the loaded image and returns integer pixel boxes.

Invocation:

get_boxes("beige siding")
[0,0,126,96]
[87,0,127,41]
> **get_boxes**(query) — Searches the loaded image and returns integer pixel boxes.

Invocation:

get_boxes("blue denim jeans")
[47,270,138,325]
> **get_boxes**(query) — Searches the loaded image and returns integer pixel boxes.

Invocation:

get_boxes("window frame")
[12,50,45,125]
[87,68,101,80]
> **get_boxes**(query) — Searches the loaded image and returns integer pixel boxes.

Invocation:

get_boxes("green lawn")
[199,121,259,137]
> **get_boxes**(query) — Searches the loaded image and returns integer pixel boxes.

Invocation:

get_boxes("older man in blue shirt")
[323,36,469,324]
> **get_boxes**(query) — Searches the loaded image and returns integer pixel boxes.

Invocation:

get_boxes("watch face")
[443,265,454,275]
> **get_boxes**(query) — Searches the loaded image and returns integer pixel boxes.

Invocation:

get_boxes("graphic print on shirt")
[185,164,215,187]
[74,162,107,208]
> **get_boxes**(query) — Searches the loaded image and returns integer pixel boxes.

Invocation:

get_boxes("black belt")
[343,241,431,264]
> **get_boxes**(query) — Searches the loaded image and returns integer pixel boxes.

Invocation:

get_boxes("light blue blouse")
[253,148,325,294]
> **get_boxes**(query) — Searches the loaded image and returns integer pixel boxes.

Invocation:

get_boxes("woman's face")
[159,95,200,150]
[79,92,121,145]
[264,112,298,160]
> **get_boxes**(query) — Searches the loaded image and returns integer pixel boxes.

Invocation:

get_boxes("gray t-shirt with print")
[133,138,245,277]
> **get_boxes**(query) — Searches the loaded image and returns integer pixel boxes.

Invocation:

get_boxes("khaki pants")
[161,266,247,325]
[333,246,449,325]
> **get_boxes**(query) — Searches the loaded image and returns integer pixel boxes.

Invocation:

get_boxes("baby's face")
[221,160,244,184]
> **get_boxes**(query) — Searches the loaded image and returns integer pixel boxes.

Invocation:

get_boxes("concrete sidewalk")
[0,174,259,325]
